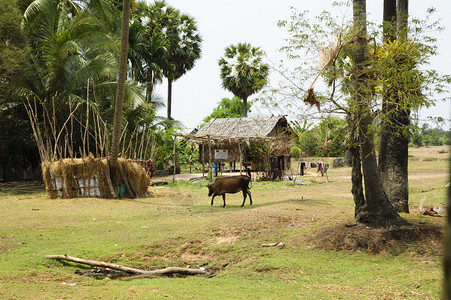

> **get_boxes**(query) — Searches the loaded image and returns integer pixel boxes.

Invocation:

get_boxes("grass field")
[0,146,448,299]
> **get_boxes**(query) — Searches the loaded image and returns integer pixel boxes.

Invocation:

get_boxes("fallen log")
[45,254,206,276]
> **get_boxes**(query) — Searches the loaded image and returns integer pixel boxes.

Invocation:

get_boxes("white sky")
[148,0,451,130]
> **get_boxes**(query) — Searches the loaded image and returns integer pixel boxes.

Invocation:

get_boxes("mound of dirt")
[310,221,444,255]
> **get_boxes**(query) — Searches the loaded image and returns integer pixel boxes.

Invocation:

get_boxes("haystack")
[42,155,149,199]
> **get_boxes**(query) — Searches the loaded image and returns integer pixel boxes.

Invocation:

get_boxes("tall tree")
[349,0,405,227]
[378,0,410,213]
[110,0,131,169]
[129,3,169,103]
[164,11,202,120]
[218,43,269,117]
[144,1,202,120]
[0,0,39,180]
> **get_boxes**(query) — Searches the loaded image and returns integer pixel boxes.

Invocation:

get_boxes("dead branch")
[261,242,285,247]
[45,254,206,276]
[54,102,81,159]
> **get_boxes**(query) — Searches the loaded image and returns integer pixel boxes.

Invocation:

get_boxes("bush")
[294,116,347,157]
[290,146,302,158]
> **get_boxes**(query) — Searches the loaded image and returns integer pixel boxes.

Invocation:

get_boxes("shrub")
[290,146,302,158]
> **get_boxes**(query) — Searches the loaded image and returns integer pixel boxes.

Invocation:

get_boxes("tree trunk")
[146,70,154,103]
[357,113,405,226]
[352,0,404,227]
[397,0,408,40]
[167,77,173,120]
[343,150,352,166]
[243,96,248,117]
[379,0,410,213]
[383,0,396,41]
[110,0,131,170]
[351,143,364,217]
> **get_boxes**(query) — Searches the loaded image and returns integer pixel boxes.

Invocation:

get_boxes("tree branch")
[45,254,207,276]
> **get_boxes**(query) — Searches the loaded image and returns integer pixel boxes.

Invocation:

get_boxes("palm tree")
[164,12,202,120]
[218,43,269,117]
[129,4,170,103]
[143,1,202,120]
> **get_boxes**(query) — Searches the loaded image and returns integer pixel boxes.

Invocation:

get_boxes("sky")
[147,0,451,130]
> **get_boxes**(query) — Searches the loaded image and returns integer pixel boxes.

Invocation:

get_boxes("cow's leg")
[211,194,217,206]
[222,194,226,207]
[241,189,247,207]
[247,190,252,205]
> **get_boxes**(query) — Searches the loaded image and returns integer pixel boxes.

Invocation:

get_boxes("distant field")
[0,146,448,299]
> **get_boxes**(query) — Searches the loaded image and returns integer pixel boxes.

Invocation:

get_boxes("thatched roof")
[196,115,295,138]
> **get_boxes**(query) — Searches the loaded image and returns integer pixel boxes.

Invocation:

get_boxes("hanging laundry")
[317,162,325,177]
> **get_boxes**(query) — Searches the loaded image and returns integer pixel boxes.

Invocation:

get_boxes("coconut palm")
[22,0,120,111]
[218,43,269,117]
[21,0,145,163]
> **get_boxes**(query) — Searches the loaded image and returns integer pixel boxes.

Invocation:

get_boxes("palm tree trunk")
[243,97,248,117]
[379,0,410,213]
[110,0,131,170]
[167,77,173,119]
[146,70,154,103]
[397,0,408,40]
[352,0,404,227]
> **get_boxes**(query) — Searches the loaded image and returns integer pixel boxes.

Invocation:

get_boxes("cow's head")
[207,184,213,196]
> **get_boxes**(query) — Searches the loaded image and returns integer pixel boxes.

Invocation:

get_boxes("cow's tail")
[248,174,252,189]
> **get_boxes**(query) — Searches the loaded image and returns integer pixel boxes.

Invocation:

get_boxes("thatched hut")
[194,115,297,173]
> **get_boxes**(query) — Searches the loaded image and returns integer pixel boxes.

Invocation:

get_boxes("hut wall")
[199,142,244,163]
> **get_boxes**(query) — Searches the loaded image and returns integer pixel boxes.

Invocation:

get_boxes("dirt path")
[151,172,247,183]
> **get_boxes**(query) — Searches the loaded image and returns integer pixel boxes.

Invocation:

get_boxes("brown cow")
[207,175,252,207]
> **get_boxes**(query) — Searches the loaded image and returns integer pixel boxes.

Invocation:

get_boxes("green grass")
[0,146,448,299]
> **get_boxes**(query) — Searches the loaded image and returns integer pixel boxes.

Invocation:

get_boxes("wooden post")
[238,142,242,175]
[202,142,205,178]
[208,135,212,181]
[172,136,176,183]
[118,164,134,198]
